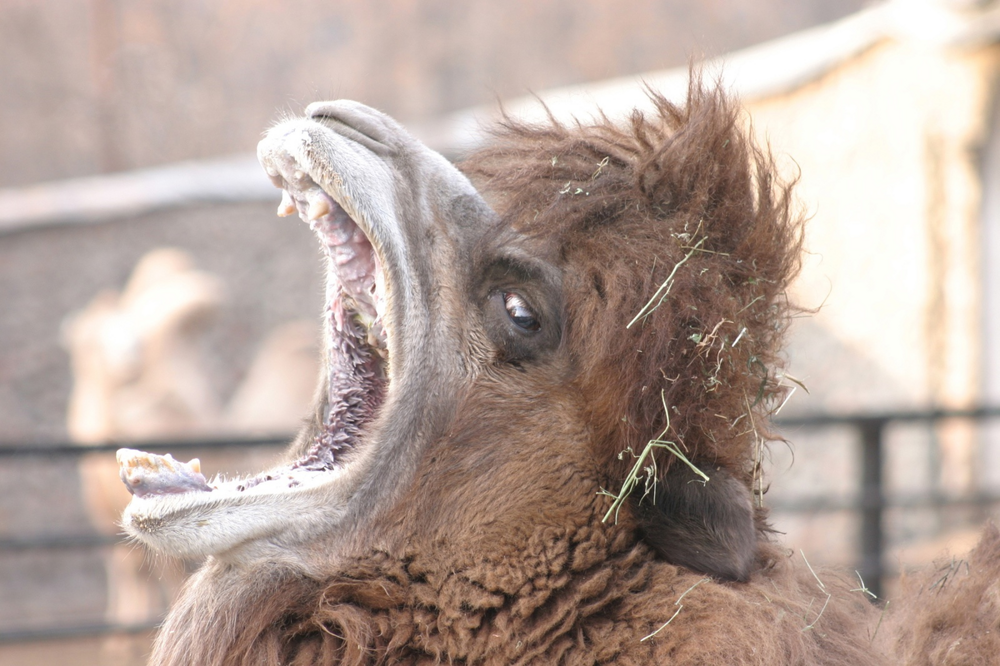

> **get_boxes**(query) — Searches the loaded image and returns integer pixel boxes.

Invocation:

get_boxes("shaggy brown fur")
[134,81,1000,665]
[465,85,800,574]
[874,522,1000,664]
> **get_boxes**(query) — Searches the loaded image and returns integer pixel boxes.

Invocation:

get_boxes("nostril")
[304,101,395,156]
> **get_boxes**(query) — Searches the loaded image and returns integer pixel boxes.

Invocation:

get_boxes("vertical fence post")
[858,418,885,599]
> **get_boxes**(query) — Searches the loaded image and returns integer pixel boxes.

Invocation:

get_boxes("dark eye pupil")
[503,292,540,331]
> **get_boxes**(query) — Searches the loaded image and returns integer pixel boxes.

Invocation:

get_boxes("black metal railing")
[2,408,1000,642]
[775,406,1000,598]
[0,436,289,555]
[0,435,290,458]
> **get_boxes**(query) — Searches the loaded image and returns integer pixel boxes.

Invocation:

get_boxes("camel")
[63,249,319,663]
[64,248,225,445]
[118,81,1000,664]
[62,249,225,663]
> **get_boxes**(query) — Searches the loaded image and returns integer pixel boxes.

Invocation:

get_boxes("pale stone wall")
[748,40,1000,417]
[742,37,1000,567]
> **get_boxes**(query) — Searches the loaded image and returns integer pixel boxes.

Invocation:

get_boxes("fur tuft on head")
[463,77,803,516]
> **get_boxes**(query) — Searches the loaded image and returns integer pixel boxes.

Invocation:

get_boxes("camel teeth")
[307,195,331,221]
[188,458,201,474]
[277,190,296,217]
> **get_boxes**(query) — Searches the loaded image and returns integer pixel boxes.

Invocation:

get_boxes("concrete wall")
[751,40,1000,417]
[0,0,862,187]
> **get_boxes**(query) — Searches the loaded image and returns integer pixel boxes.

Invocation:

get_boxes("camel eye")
[503,292,540,332]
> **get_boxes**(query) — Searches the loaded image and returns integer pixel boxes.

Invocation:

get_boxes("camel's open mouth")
[117,152,391,499]
[271,173,390,475]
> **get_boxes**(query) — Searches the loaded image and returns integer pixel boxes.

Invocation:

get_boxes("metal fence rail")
[2,408,1000,643]
[0,620,161,644]
[0,436,288,554]
[776,406,1000,598]
[0,436,289,644]
[0,435,290,458]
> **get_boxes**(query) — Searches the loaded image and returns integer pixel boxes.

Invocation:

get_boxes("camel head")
[113,78,1000,666]
[120,86,801,585]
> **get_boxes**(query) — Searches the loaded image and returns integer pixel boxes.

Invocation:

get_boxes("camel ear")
[635,463,757,582]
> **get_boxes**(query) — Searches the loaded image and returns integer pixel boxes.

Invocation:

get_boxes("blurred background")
[3,0,1000,663]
